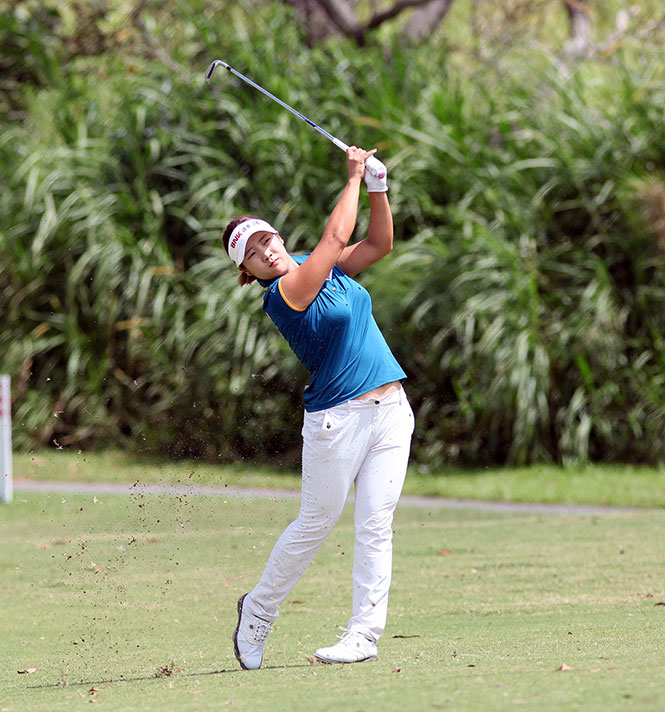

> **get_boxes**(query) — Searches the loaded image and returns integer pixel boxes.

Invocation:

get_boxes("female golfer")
[224,146,414,668]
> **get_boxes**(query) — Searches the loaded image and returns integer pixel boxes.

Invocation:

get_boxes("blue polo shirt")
[259,255,406,412]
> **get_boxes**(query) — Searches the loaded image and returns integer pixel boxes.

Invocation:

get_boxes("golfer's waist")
[352,381,402,402]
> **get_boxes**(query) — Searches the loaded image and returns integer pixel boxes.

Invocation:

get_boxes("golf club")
[205,60,386,179]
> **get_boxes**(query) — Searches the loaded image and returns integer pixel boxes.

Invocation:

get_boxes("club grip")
[365,155,386,179]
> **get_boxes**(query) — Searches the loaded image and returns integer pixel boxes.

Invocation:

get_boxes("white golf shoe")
[232,594,273,670]
[314,629,379,664]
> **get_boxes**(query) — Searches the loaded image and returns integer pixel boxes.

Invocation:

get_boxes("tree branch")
[404,0,456,42]
[366,0,436,31]
[305,0,454,45]
[563,0,592,59]
[316,0,366,45]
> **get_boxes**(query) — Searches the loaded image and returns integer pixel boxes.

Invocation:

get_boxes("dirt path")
[13,479,650,515]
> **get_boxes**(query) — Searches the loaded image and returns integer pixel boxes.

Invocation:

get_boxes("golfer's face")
[242,232,287,279]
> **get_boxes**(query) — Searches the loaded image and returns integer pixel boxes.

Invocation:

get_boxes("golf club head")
[205,60,230,83]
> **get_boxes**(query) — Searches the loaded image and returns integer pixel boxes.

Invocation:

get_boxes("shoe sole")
[314,653,379,665]
[232,594,251,670]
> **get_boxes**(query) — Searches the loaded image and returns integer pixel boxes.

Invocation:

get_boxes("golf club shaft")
[205,60,385,178]
[206,60,348,152]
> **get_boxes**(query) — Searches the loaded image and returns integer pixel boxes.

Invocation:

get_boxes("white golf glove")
[364,156,388,192]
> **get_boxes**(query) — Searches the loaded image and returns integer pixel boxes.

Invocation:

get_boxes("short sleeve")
[263,278,304,320]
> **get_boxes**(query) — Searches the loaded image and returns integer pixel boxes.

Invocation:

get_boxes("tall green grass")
[1,2,665,466]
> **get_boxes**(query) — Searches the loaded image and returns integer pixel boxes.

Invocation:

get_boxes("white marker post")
[0,375,13,503]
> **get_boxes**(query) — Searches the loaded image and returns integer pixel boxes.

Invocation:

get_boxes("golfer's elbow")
[324,228,352,252]
[369,232,393,258]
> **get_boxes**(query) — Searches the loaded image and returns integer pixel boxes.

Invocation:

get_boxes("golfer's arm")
[280,177,361,309]
[337,192,393,277]
[322,176,363,251]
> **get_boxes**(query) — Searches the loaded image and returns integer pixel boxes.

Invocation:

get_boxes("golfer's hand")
[364,156,388,192]
[346,146,376,182]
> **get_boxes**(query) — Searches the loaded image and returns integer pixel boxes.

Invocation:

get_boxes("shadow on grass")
[27,663,313,689]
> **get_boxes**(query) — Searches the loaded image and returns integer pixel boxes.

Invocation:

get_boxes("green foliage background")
[1,0,665,467]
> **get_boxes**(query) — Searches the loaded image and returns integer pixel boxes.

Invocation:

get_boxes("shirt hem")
[303,374,407,413]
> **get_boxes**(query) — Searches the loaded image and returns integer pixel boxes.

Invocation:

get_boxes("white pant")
[245,388,414,642]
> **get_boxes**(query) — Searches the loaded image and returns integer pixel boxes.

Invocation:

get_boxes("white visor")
[228,219,278,267]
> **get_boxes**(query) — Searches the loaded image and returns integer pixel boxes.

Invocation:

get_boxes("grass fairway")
[1,491,664,712]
